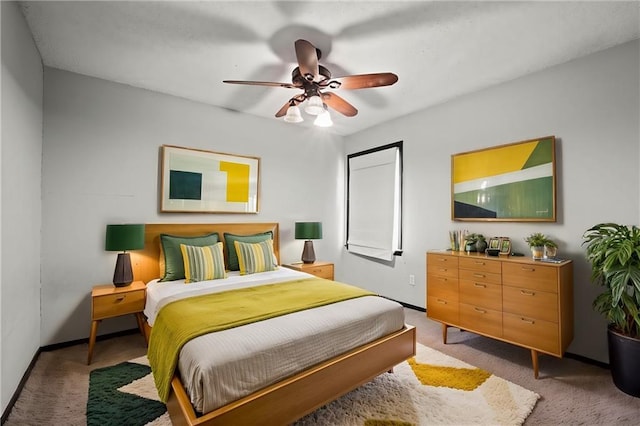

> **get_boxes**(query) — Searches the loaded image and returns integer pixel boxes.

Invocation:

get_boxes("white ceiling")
[19,1,640,135]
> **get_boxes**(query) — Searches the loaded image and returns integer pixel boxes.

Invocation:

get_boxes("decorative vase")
[531,246,544,259]
[476,240,487,253]
[465,242,477,252]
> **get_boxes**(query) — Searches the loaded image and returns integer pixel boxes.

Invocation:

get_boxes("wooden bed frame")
[132,222,416,426]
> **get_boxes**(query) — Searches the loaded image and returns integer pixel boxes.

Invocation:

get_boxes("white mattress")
[145,268,406,414]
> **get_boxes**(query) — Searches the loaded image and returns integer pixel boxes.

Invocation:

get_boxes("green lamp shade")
[105,224,145,251]
[295,222,323,240]
[105,224,145,287]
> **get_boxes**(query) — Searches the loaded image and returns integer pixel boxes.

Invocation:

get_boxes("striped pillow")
[234,239,277,275]
[180,242,227,283]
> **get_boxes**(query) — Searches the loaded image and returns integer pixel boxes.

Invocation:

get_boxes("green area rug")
[87,343,539,425]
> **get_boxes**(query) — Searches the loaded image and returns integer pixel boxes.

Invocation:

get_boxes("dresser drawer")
[459,257,502,274]
[502,262,558,293]
[459,279,502,311]
[459,303,502,337]
[427,273,459,301]
[503,312,560,355]
[503,285,558,323]
[459,268,502,285]
[427,295,459,325]
[427,254,459,278]
[92,289,145,320]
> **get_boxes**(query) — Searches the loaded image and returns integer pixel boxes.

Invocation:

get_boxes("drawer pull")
[438,258,447,262]
[436,299,447,305]
[474,261,485,265]
[520,290,536,296]
[439,268,448,272]
[473,273,485,278]
[474,307,487,314]
[521,267,536,272]
[439,278,448,282]
[474,283,486,288]
[115,296,125,302]
[520,317,535,324]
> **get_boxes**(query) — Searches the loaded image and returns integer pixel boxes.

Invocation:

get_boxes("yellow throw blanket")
[147,277,375,402]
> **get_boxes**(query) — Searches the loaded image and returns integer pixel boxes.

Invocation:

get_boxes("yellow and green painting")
[452,137,555,221]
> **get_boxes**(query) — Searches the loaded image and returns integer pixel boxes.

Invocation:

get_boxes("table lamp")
[105,224,145,287]
[295,222,323,264]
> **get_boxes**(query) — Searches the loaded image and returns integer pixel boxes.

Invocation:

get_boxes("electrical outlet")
[409,274,415,286]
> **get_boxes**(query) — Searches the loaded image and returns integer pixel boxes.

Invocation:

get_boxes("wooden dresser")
[426,250,573,378]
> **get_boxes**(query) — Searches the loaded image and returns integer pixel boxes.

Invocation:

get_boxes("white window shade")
[347,143,402,261]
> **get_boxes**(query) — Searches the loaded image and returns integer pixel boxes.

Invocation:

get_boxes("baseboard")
[1,347,41,424]
[1,327,140,423]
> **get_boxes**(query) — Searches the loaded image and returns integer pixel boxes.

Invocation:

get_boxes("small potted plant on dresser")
[544,238,558,259]
[583,223,640,397]
[525,232,548,259]
[464,233,487,253]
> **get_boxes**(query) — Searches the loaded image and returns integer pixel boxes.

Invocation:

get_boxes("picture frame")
[160,145,260,213]
[451,136,556,222]
[488,238,501,250]
[499,237,511,255]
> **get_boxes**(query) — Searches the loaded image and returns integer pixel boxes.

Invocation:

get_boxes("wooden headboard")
[131,222,280,284]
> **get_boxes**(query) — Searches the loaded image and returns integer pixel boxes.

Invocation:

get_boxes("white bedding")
[146,267,406,414]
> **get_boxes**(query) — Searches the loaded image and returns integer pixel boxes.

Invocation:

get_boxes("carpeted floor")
[5,308,640,425]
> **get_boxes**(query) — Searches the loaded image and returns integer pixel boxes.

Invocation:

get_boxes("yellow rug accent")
[407,357,491,391]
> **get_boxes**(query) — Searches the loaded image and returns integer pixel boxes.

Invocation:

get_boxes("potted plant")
[464,233,486,252]
[583,223,640,397]
[544,238,558,259]
[525,232,547,259]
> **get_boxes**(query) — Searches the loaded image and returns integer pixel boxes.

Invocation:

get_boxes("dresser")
[426,251,573,378]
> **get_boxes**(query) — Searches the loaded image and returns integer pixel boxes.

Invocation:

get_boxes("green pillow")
[180,242,227,283]
[160,232,219,281]
[224,231,273,271]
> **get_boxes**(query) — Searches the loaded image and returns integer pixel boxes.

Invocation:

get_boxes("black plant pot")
[608,326,640,398]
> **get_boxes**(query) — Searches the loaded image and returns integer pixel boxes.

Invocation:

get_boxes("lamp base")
[301,240,316,264]
[113,252,134,287]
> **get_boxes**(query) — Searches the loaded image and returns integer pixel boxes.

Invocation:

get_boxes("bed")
[132,223,416,426]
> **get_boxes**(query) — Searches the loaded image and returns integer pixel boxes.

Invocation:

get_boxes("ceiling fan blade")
[321,92,358,117]
[223,80,298,89]
[275,96,304,117]
[295,39,319,81]
[326,73,398,90]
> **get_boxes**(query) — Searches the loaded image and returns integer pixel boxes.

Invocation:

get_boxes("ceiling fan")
[223,39,398,126]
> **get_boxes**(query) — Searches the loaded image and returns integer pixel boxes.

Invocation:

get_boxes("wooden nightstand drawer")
[503,285,558,323]
[92,289,145,320]
[283,261,334,280]
[459,302,503,338]
[503,312,560,355]
[459,257,501,274]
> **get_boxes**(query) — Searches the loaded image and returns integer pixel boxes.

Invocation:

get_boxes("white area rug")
[101,343,539,425]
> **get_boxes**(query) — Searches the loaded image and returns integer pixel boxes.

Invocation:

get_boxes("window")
[346,142,403,261]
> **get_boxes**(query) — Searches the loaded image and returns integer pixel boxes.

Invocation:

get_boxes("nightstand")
[283,261,334,280]
[88,281,146,365]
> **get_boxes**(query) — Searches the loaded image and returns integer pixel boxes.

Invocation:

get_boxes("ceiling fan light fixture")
[304,95,324,115]
[284,105,303,123]
[314,110,333,127]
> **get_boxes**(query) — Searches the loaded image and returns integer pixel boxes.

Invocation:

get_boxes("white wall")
[40,68,344,345]
[341,40,640,363]
[1,1,43,414]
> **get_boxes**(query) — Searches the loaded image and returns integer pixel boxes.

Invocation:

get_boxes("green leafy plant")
[465,233,485,244]
[544,239,558,248]
[525,232,548,247]
[582,223,640,338]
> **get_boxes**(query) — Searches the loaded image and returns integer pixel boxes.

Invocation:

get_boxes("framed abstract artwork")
[160,145,260,213]
[451,136,556,222]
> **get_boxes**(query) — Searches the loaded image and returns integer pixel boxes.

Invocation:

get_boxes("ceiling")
[19,1,640,136]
